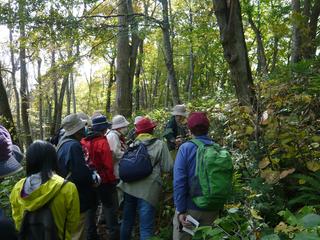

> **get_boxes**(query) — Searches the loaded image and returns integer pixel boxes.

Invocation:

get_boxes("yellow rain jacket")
[10,174,80,240]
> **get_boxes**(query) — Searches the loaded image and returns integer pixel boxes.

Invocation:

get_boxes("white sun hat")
[111,115,130,130]
[171,104,188,117]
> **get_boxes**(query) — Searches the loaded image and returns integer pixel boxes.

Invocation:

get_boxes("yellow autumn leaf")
[271,158,280,164]
[306,161,320,172]
[250,209,263,220]
[279,168,296,179]
[261,169,280,184]
[224,203,241,209]
[299,179,306,184]
[245,126,254,135]
[311,136,320,142]
[258,157,270,169]
[274,222,288,233]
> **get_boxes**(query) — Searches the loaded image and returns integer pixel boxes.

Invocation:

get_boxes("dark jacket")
[57,137,94,213]
[163,116,189,150]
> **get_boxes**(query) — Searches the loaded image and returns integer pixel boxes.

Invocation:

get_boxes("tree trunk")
[213,0,256,107]
[0,63,18,143]
[291,0,302,63]
[19,0,32,146]
[185,4,195,101]
[66,72,71,115]
[303,0,320,59]
[37,58,44,140]
[116,0,131,117]
[9,25,22,147]
[128,0,141,109]
[70,72,76,113]
[106,58,115,114]
[50,50,58,136]
[247,11,268,76]
[271,36,279,72]
[134,42,143,111]
[160,0,181,105]
[54,72,69,134]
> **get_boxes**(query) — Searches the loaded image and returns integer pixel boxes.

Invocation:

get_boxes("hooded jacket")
[118,133,173,207]
[81,133,116,183]
[10,174,80,240]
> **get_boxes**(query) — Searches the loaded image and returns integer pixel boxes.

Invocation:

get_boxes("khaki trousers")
[72,211,88,240]
[172,209,219,240]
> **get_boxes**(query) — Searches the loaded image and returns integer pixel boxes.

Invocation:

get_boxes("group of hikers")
[0,104,233,240]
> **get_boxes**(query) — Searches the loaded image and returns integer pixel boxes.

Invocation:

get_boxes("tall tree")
[106,57,115,114]
[291,0,320,63]
[291,0,302,63]
[37,58,44,140]
[160,0,181,105]
[8,0,21,143]
[70,72,76,114]
[128,0,142,103]
[116,0,131,117]
[213,0,256,107]
[18,0,32,146]
[246,2,268,76]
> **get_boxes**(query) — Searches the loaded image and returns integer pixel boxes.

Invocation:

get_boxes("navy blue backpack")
[119,139,158,182]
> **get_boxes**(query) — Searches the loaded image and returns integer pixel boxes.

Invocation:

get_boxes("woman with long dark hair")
[10,140,80,240]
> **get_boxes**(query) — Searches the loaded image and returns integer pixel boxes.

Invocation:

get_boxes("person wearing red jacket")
[81,115,119,240]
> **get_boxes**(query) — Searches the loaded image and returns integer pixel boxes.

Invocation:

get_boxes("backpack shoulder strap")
[56,138,75,152]
[48,179,68,205]
[190,138,205,148]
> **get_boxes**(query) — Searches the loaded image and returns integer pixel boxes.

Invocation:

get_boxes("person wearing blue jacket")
[173,112,219,240]
[57,113,96,240]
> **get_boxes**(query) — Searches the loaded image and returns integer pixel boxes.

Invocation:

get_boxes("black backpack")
[19,180,68,240]
[119,138,159,182]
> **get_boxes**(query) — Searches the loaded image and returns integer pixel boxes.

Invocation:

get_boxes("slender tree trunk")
[116,0,131,117]
[19,0,32,146]
[271,37,279,72]
[37,58,44,140]
[0,63,18,143]
[185,4,195,101]
[152,67,161,107]
[213,0,256,107]
[247,12,268,76]
[50,50,58,136]
[128,0,141,108]
[47,98,52,134]
[54,72,69,133]
[160,0,181,105]
[135,42,144,111]
[70,72,76,113]
[291,0,302,63]
[106,58,115,114]
[66,72,71,115]
[303,0,320,59]
[9,25,22,147]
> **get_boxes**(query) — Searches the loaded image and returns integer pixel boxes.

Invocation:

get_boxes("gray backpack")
[19,180,68,240]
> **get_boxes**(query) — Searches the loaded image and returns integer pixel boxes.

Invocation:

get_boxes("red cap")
[187,112,209,130]
[135,118,157,134]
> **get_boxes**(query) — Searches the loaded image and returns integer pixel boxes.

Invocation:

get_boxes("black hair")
[26,140,59,182]
[190,125,209,136]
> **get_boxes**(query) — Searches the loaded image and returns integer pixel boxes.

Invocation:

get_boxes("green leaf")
[261,234,281,240]
[293,232,319,240]
[300,213,320,227]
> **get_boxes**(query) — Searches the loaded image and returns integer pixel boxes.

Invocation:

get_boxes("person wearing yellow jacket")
[10,140,80,240]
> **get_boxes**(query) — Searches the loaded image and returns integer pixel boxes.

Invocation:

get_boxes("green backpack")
[190,139,233,210]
